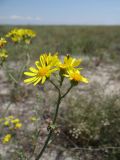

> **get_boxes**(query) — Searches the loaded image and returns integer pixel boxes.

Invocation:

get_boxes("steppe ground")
[0,26,120,160]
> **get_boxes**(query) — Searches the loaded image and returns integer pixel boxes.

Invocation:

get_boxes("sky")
[0,0,120,25]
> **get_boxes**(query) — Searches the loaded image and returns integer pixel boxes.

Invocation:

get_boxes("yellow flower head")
[11,118,20,124]
[64,69,88,84]
[60,55,81,70]
[30,116,37,121]
[42,53,60,67]
[0,49,8,60]
[0,37,7,48]
[4,120,10,126]
[15,123,22,129]
[2,134,12,144]
[7,116,14,119]
[24,53,60,85]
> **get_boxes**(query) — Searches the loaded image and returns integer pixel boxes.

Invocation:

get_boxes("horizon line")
[1,24,120,26]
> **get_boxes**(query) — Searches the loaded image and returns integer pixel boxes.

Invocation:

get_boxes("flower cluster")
[69,128,81,139]
[0,49,8,61]
[0,37,8,64]
[6,28,36,44]
[24,53,88,86]
[0,116,22,144]
[2,116,22,129]
[2,134,12,144]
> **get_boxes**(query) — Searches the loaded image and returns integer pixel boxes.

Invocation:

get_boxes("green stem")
[61,84,73,99]
[49,79,60,93]
[35,80,73,160]
[35,81,61,160]
[53,91,61,124]
[35,130,52,160]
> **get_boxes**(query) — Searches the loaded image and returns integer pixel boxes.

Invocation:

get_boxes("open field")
[0,25,120,160]
[1,25,120,61]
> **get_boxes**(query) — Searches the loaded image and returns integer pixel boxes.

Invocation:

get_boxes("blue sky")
[0,0,120,25]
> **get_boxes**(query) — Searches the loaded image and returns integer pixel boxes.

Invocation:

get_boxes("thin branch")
[8,73,18,84]
[61,84,73,99]
[49,79,60,93]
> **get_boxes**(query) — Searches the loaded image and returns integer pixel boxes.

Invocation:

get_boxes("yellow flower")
[8,116,14,119]
[23,29,36,38]
[4,121,10,126]
[24,53,59,85]
[15,123,22,129]
[6,28,36,44]
[11,36,21,43]
[42,53,60,67]
[0,49,8,60]
[60,55,81,70]
[0,38,7,48]
[64,69,88,84]
[11,118,20,124]
[30,116,37,121]
[2,134,12,144]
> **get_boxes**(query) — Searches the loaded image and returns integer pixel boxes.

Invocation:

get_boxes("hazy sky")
[0,0,120,25]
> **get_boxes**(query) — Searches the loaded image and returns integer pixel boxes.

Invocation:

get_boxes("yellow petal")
[49,68,58,73]
[41,76,46,84]
[63,74,69,78]
[40,56,45,66]
[29,67,38,73]
[33,77,41,86]
[73,59,81,67]
[24,72,37,76]
[80,75,89,83]
[24,77,38,83]
[35,61,40,69]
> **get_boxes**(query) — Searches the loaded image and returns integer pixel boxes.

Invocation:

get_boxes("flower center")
[72,73,81,81]
[38,67,49,77]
